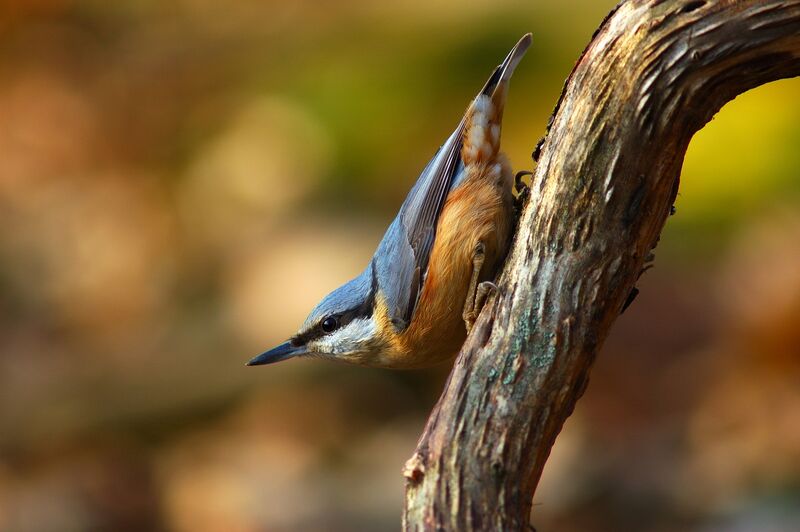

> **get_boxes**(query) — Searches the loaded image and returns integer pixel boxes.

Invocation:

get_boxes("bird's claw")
[464,281,499,332]
[514,170,532,217]
[515,170,532,194]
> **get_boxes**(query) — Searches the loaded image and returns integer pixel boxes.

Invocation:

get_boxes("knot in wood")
[403,453,426,484]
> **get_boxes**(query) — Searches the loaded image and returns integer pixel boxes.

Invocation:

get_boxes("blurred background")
[1,0,799,530]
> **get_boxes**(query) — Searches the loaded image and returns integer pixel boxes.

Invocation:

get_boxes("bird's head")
[247,265,388,367]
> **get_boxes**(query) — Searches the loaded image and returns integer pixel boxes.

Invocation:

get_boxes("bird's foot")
[514,170,533,218]
[463,242,486,332]
[464,281,499,333]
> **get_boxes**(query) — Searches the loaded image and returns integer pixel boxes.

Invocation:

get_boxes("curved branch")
[403,1,800,529]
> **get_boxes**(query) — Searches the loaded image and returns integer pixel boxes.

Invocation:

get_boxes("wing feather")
[374,34,530,330]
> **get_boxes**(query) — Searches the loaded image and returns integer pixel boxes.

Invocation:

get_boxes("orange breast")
[385,157,514,368]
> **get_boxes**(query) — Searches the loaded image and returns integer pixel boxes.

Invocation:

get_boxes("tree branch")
[402,0,800,529]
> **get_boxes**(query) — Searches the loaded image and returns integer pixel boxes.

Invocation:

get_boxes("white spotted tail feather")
[463,33,531,165]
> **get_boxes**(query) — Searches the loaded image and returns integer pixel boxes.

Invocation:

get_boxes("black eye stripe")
[292,264,378,345]
[291,302,372,345]
[319,310,354,334]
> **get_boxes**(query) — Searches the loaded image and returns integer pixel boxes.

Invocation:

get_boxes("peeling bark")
[403,1,800,530]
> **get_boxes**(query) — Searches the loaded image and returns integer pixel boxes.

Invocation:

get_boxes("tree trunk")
[402,1,800,529]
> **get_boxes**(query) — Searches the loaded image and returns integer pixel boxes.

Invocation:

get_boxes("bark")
[402,1,800,530]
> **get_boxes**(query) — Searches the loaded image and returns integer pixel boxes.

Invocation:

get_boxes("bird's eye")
[321,316,339,333]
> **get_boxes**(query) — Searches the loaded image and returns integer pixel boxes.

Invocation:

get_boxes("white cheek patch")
[311,318,376,355]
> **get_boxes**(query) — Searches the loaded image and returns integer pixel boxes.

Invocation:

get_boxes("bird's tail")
[479,33,532,99]
[461,34,531,164]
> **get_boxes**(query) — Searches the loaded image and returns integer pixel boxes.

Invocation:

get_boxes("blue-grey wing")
[373,123,465,331]
[373,34,532,331]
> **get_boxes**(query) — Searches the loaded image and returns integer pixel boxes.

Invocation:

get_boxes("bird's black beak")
[246,341,305,366]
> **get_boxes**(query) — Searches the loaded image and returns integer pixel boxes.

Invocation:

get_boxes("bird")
[248,34,531,369]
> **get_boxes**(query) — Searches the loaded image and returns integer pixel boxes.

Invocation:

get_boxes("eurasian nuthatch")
[248,34,531,369]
